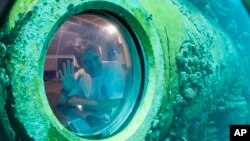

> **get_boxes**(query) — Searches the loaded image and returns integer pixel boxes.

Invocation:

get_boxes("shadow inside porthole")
[43,11,142,138]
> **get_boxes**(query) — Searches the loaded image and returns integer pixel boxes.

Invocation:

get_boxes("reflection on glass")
[44,12,141,138]
[58,40,125,131]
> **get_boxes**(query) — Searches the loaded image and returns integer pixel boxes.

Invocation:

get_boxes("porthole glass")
[44,11,142,138]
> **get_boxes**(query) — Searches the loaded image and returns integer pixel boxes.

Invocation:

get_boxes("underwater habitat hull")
[0,0,249,140]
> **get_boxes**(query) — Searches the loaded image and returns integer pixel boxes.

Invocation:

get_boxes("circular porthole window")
[44,11,143,138]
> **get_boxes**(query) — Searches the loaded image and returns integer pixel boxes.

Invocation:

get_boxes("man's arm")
[67,97,122,113]
[67,96,97,106]
[85,98,123,113]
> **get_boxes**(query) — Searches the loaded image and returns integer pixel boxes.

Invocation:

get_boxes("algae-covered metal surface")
[1,0,164,140]
[0,0,249,140]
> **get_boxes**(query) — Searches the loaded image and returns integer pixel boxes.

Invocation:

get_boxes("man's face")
[80,50,102,77]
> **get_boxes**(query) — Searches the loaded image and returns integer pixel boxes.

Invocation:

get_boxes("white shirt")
[69,62,125,100]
